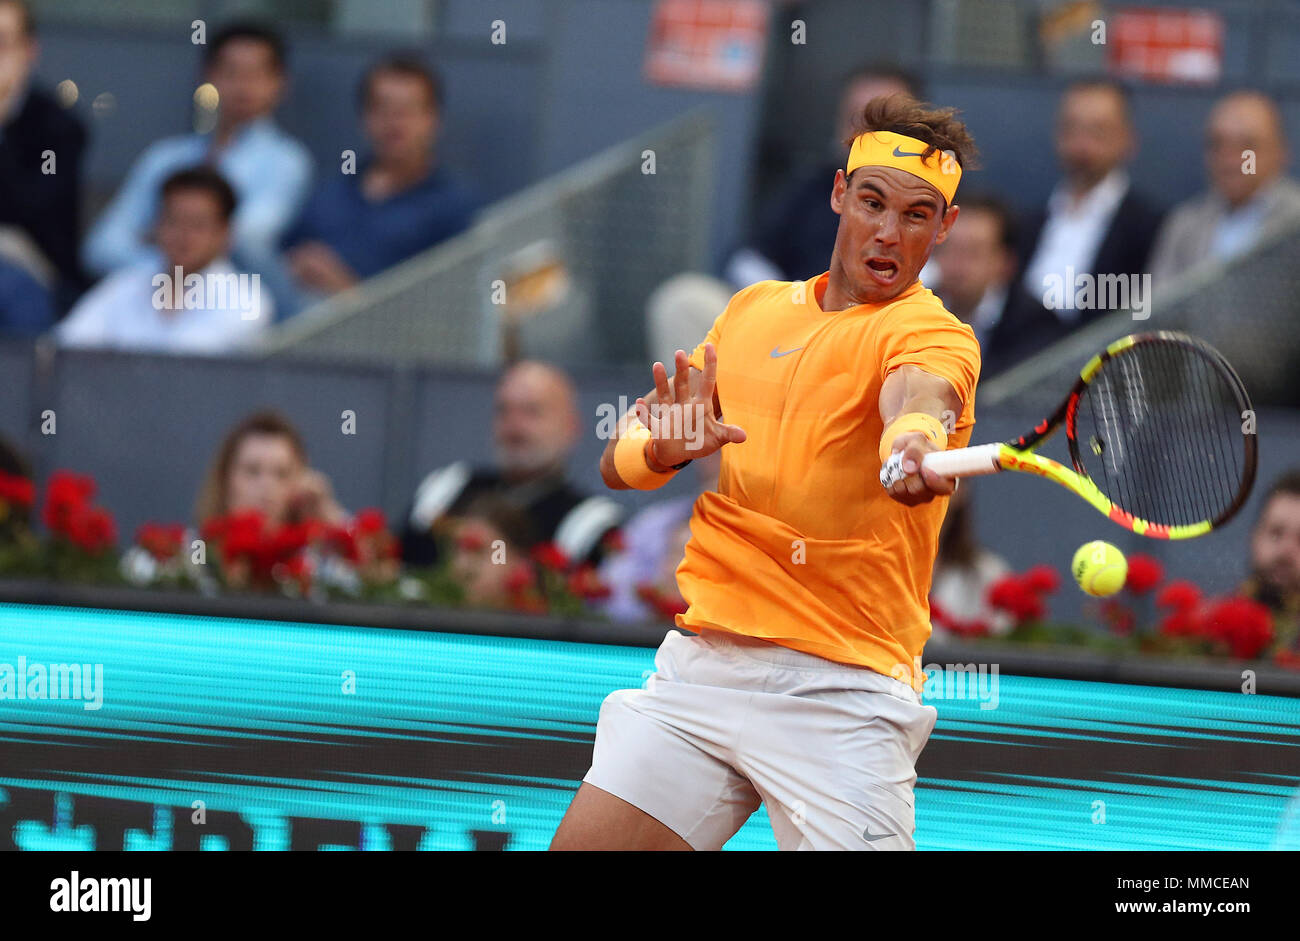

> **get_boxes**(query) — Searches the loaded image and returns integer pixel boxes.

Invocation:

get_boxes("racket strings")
[1073,339,1248,528]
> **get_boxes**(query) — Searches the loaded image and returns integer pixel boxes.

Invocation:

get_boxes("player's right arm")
[599,343,743,490]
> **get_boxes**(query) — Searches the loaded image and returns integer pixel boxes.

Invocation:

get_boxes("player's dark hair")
[205,21,287,72]
[952,192,1018,253]
[843,95,980,174]
[839,62,924,102]
[359,52,443,111]
[161,166,238,222]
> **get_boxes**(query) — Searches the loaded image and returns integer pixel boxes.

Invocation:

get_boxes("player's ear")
[933,202,960,245]
[830,169,848,214]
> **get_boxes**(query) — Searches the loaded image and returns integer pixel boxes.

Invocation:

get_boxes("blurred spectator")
[57,167,272,352]
[645,272,732,370]
[448,496,540,608]
[929,484,1011,638]
[1019,79,1163,322]
[1239,470,1300,649]
[278,53,480,315]
[194,409,347,530]
[401,360,622,568]
[83,21,310,279]
[0,253,51,335]
[0,0,87,307]
[1150,91,1300,289]
[599,452,720,622]
[930,193,1064,378]
[725,63,922,288]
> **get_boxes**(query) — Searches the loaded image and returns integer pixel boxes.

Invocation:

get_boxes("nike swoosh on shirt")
[770,346,802,358]
[862,828,895,842]
[892,145,927,158]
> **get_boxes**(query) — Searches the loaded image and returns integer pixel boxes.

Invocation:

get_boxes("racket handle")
[921,443,1003,478]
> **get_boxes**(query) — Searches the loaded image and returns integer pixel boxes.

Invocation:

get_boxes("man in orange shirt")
[552,96,981,851]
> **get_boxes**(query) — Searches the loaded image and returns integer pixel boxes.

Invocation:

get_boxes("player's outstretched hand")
[882,431,956,506]
[636,344,745,469]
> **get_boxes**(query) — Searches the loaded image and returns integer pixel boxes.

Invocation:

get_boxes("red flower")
[320,524,360,563]
[352,507,387,536]
[601,528,627,554]
[456,523,490,553]
[987,575,1045,622]
[0,470,35,508]
[929,599,991,637]
[136,522,186,562]
[531,542,571,572]
[1023,564,1061,595]
[1201,597,1273,659]
[567,564,611,601]
[504,563,537,595]
[1125,554,1164,594]
[1157,580,1202,611]
[41,470,96,533]
[1274,648,1300,671]
[635,582,688,620]
[1100,599,1136,636]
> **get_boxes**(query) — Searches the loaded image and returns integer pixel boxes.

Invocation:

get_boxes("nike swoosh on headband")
[892,145,927,158]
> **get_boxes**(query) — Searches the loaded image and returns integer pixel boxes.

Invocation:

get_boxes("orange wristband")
[878,412,948,464]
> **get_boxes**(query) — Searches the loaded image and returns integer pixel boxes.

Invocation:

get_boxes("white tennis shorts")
[583,627,938,850]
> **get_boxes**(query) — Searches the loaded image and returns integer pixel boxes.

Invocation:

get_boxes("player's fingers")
[672,350,690,403]
[697,343,718,407]
[652,361,672,404]
[920,462,956,495]
[717,421,746,445]
[633,396,656,432]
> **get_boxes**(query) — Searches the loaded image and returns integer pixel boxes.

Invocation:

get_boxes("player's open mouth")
[865,257,899,285]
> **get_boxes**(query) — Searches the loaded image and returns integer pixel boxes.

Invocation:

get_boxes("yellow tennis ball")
[1072,541,1128,597]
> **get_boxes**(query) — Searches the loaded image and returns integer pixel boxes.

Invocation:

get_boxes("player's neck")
[821,264,914,311]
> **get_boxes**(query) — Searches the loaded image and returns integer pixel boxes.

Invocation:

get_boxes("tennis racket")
[880,331,1258,539]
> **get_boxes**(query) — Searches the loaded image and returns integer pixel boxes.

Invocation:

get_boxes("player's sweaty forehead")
[849,165,946,213]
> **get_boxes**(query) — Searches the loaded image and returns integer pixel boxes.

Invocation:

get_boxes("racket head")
[1059,331,1257,537]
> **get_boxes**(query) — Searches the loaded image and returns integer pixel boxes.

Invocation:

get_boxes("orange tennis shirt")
[677,270,981,690]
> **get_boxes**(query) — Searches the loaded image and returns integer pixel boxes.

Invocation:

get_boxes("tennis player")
[551,96,981,851]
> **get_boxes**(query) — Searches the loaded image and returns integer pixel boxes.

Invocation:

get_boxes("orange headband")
[846,130,962,204]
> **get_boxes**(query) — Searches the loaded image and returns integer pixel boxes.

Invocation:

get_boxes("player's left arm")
[879,364,963,506]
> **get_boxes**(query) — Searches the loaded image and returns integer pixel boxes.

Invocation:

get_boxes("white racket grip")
[921,443,1004,478]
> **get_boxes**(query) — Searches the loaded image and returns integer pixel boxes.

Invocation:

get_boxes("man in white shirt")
[931,194,1065,377]
[1150,90,1300,290]
[82,22,311,280]
[1020,79,1163,324]
[57,167,271,354]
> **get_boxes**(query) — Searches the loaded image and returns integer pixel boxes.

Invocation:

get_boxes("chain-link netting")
[258,111,715,369]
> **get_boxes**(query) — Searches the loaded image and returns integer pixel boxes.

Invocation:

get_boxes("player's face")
[830,165,957,305]
[1251,493,1300,598]
[225,433,303,525]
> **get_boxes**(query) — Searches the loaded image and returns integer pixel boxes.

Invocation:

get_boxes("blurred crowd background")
[0,0,1299,659]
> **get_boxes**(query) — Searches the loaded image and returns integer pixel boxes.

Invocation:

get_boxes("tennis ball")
[1072,541,1128,597]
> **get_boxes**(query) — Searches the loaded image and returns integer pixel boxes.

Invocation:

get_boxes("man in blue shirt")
[278,54,479,315]
[82,22,311,280]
